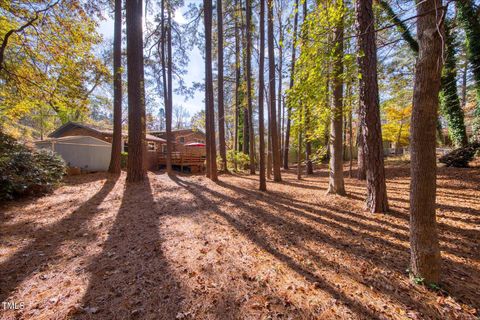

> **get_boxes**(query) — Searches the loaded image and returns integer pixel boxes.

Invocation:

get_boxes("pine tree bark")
[356,123,366,179]
[283,0,299,170]
[305,141,313,174]
[204,0,218,181]
[409,0,443,285]
[217,0,227,172]
[355,0,388,211]
[277,16,283,155]
[166,3,174,174]
[234,0,241,167]
[268,0,281,182]
[126,0,146,182]
[246,0,255,174]
[267,102,273,179]
[297,127,302,180]
[349,105,353,178]
[160,0,172,173]
[240,2,249,156]
[258,0,266,191]
[327,13,345,195]
[108,0,122,174]
[305,108,313,174]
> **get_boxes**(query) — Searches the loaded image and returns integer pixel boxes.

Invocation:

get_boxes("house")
[149,129,206,172]
[42,122,166,171]
[35,136,112,171]
[48,121,166,152]
[150,129,206,148]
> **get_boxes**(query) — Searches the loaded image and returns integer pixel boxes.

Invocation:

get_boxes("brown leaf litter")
[0,162,479,319]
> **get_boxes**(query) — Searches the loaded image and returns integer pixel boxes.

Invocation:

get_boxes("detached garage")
[35,136,112,172]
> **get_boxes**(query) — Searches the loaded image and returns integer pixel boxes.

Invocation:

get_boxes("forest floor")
[1,160,479,320]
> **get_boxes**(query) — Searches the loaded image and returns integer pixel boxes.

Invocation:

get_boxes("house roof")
[149,128,206,136]
[48,122,166,143]
[35,135,112,146]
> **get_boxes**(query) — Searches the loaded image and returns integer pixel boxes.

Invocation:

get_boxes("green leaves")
[0,1,110,134]
[286,0,347,142]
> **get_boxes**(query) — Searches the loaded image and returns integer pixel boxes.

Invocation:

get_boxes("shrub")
[312,146,329,164]
[227,150,250,171]
[0,132,66,200]
[121,152,128,168]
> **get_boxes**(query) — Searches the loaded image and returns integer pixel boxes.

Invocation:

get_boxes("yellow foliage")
[382,103,411,146]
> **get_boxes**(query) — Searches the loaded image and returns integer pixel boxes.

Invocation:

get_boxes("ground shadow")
[76,176,185,319]
[173,175,479,318]
[0,174,119,302]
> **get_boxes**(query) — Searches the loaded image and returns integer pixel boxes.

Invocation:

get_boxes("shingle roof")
[48,121,166,143]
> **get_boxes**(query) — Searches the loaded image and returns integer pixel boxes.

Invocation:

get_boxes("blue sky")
[97,3,205,118]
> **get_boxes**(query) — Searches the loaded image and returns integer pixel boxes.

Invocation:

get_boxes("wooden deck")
[158,152,205,172]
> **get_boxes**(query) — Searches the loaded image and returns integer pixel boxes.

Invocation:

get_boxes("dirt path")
[1,164,479,319]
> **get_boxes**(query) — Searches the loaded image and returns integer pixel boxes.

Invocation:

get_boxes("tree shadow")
[170,176,383,319]
[172,175,479,318]
[0,174,119,302]
[77,176,185,319]
[63,172,114,186]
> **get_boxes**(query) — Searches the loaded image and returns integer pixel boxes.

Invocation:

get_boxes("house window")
[179,137,185,144]
[161,145,167,153]
[148,142,156,151]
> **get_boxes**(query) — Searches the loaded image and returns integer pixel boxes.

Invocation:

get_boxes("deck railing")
[158,152,206,171]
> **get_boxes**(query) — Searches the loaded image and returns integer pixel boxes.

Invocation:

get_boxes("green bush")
[227,150,250,171]
[121,152,128,168]
[0,132,66,200]
[312,146,329,164]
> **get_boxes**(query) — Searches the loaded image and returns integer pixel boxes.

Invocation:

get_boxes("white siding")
[35,136,112,172]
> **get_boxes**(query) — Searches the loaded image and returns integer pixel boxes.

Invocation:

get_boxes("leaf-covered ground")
[1,162,479,319]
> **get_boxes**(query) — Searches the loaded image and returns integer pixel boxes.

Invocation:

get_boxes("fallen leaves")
[0,166,479,319]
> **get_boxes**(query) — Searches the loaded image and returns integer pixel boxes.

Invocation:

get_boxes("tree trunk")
[277,17,283,156]
[440,20,468,147]
[246,0,255,174]
[305,141,313,174]
[217,0,227,171]
[461,52,468,109]
[297,128,302,180]
[409,0,443,285]
[327,13,345,195]
[258,0,266,191]
[305,107,313,174]
[378,0,419,53]
[267,128,273,179]
[356,0,388,211]
[166,3,174,174]
[356,123,366,179]
[240,2,249,157]
[268,0,281,182]
[108,0,122,174]
[283,0,300,170]
[234,0,241,171]
[160,0,172,173]
[349,104,353,178]
[204,0,218,181]
[126,0,146,182]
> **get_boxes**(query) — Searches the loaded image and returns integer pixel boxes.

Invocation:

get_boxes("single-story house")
[150,128,205,147]
[35,135,112,171]
[48,121,166,152]
[37,122,167,171]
